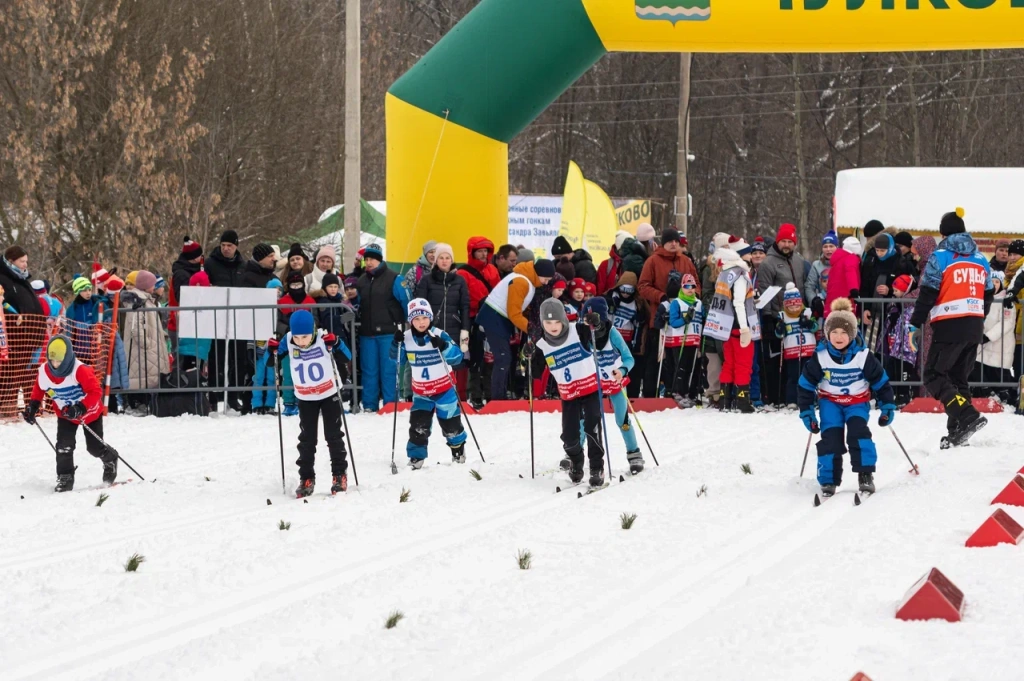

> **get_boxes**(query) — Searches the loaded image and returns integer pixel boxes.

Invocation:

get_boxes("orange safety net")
[0,313,117,421]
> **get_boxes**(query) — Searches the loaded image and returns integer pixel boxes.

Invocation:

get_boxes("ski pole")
[527,352,535,479]
[623,396,660,467]
[389,340,403,475]
[273,347,285,494]
[80,422,146,481]
[435,345,485,464]
[888,425,920,475]
[33,420,58,454]
[328,350,359,487]
[586,321,614,478]
[655,331,666,397]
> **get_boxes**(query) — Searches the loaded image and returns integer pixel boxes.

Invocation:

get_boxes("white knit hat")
[407,298,433,322]
[842,237,863,257]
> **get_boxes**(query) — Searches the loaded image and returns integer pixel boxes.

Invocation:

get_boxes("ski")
[853,491,874,506]
[579,482,611,498]
[813,493,831,507]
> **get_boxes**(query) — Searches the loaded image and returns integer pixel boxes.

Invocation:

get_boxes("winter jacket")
[638,246,700,329]
[0,256,43,316]
[824,247,862,316]
[911,233,994,345]
[596,247,623,296]
[900,236,937,364]
[619,239,649,279]
[571,249,597,284]
[414,266,470,341]
[805,257,830,304]
[797,336,895,412]
[979,291,1016,369]
[496,261,546,334]
[354,261,409,336]
[456,237,500,319]
[240,259,276,289]
[990,255,1008,273]
[67,295,101,326]
[110,333,129,390]
[276,292,316,338]
[1005,255,1024,341]
[168,256,203,333]
[204,248,246,288]
[123,290,170,390]
[757,244,807,316]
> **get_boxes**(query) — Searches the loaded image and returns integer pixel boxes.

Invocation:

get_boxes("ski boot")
[626,450,645,476]
[451,444,467,464]
[858,472,875,494]
[54,474,75,493]
[102,455,118,485]
[672,393,695,409]
[468,398,485,412]
[283,404,299,417]
[559,457,572,472]
[719,383,735,412]
[589,465,605,489]
[296,478,315,498]
[949,413,988,447]
[568,455,585,484]
[735,385,755,414]
[819,483,836,499]
[408,458,425,470]
[331,474,348,494]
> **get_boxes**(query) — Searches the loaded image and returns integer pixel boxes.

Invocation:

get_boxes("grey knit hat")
[540,298,570,346]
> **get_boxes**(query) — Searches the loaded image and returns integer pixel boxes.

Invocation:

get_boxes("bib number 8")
[296,362,325,385]
[564,368,572,383]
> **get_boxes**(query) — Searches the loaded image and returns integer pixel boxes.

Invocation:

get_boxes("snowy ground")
[1,407,1021,681]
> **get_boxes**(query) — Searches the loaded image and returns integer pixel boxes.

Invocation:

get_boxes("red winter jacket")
[31,362,103,424]
[596,246,622,296]
[457,236,500,318]
[825,246,862,316]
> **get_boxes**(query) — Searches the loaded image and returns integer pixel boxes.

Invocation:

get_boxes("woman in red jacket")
[825,237,863,318]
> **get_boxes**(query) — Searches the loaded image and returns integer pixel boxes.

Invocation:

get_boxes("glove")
[1003,295,1017,309]
[268,337,280,350]
[428,334,448,351]
[584,312,601,328]
[878,403,896,427]
[523,338,536,358]
[323,332,338,349]
[683,308,695,325]
[64,402,86,421]
[907,325,922,353]
[800,408,819,434]
[799,317,816,330]
[393,329,404,344]
[810,297,825,318]
[22,399,40,425]
[654,305,668,330]
[739,328,752,348]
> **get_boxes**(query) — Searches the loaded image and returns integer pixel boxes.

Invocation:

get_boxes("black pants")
[467,322,489,402]
[642,332,676,398]
[758,326,783,405]
[56,416,107,476]
[885,356,918,406]
[924,340,978,422]
[561,391,604,470]
[208,340,250,411]
[626,341,645,399]
[297,394,348,479]
[671,345,701,398]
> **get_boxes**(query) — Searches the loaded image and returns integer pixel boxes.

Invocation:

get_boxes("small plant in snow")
[620,512,637,530]
[95,493,109,507]
[123,553,146,572]
[741,463,752,475]
[696,484,708,498]
[399,487,411,503]
[385,610,405,629]
[469,469,482,481]
[516,549,532,570]
[279,520,291,531]
[205,476,211,482]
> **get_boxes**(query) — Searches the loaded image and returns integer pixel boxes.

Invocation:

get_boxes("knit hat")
[584,282,597,297]
[782,282,803,312]
[287,243,306,261]
[433,242,455,264]
[286,270,305,287]
[313,245,337,269]
[616,271,639,289]
[581,296,608,323]
[344,276,358,290]
[31,280,46,292]
[679,236,689,248]
[824,298,858,340]
[842,237,863,257]
[711,232,732,252]
[939,207,966,237]
[135,270,157,293]
[776,223,797,244]
[422,240,438,257]
[533,258,555,278]
[189,271,211,287]
[517,247,535,263]
[181,235,203,260]
[105,276,124,293]
[72,277,92,295]
[551,236,574,257]
[1009,239,1024,257]
[407,298,433,323]
[822,231,839,247]
[363,243,384,261]
[125,271,139,288]
[540,298,570,345]
[154,276,166,292]
[91,263,111,288]
[322,272,341,290]
[290,310,315,336]
[661,228,681,245]
[253,243,275,262]
[46,335,76,378]
[751,240,768,255]
[552,278,567,292]
[893,231,914,249]
[636,223,656,242]
[731,238,752,257]
[992,270,1006,284]
[569,278,586,295]
[682,273,698,289]
[266,278,283,290]
[893,275,913,293]
[220,229,239,245]
[614,230,632,251]
[873,233,896,261]
[863,220,885,238]
[4,245,27,263]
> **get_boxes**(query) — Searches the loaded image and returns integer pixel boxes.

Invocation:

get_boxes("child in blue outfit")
[250,279,285,414]
[391,298,467,469]
[797,298,896,498]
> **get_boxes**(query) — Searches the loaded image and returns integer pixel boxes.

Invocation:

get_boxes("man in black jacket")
[204,230,249,412]
[355,243,409,411]
[240,243,277,289]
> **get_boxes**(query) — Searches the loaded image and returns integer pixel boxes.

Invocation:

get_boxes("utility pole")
[675,53,693,240]
[343,0,362,270]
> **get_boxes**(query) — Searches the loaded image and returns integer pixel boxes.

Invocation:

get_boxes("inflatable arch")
[385,0,1024,263]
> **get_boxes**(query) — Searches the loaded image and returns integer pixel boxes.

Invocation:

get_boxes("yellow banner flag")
[559,161,586,251]
[583,180,617,256]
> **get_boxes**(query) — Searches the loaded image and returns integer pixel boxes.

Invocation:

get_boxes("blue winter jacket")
[796,336,894,412]
[910,232,994,343]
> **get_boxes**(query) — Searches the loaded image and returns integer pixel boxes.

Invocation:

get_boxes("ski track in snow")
[1,409,1022,681]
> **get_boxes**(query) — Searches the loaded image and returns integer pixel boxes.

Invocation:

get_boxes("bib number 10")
[296,362,325,384]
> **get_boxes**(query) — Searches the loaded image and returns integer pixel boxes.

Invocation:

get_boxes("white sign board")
[507,195,563,258]
[178,287,278,342]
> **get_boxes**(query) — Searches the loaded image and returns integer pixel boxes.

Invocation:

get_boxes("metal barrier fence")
[112,302,361,413]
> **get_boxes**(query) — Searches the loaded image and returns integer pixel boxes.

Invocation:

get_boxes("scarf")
[4,257,29,280]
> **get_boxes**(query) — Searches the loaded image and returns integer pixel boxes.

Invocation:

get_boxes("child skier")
[775,283,817,409]
[607,272,648,398]
[527,298,606,488]
[703,248,760,413]
[582,297,644,475]
[669,274,703,408]
[391,298,467,469]
[797,298,896,498]
[22,335,114,492]
[271,309,349,497]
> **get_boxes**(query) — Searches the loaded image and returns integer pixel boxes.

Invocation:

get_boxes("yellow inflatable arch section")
[386,0,1024,264]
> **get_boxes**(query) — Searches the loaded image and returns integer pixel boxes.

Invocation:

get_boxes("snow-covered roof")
[317,201,386,223]
[835,168,1024,235]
